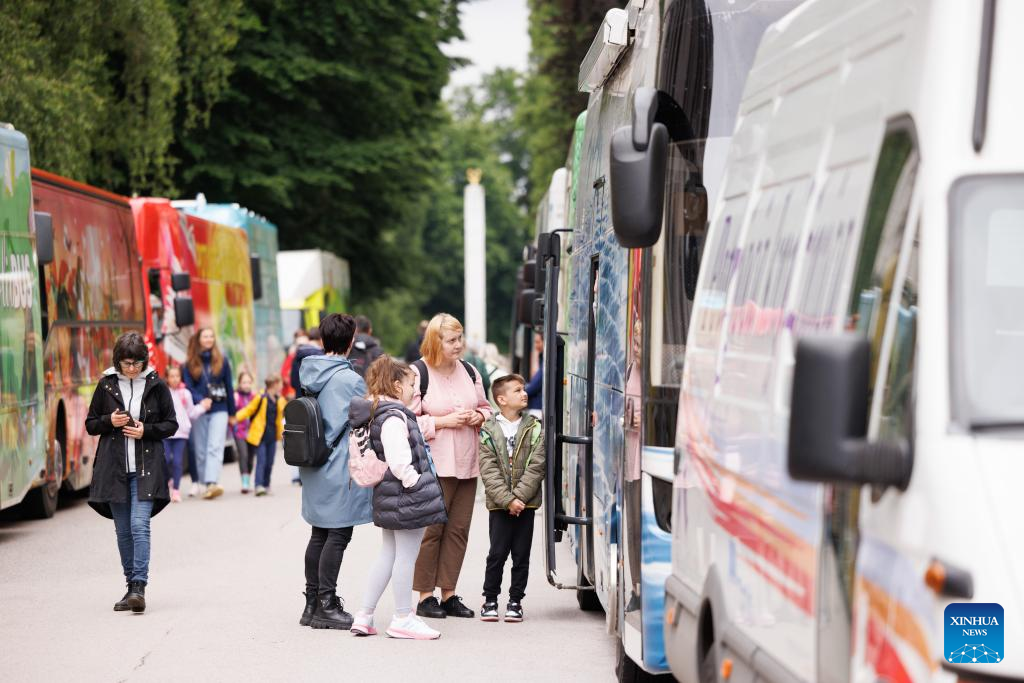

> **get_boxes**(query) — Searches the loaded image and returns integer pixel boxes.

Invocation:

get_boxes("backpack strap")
[412,359,477,401]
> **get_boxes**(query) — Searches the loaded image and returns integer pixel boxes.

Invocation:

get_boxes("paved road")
[0,459,616,682]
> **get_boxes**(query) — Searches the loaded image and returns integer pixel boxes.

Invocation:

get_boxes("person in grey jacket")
[297,314,372,631]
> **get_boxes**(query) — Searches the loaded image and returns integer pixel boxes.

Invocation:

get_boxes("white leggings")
[362,527,426,616]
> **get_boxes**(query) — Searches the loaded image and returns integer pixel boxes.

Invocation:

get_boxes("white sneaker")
[385,614,440,640]
[350,610,377,636]
[189,482,200,497]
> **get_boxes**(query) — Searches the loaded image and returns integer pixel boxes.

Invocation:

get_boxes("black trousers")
[304,526,354,598]
[482,509,535,602]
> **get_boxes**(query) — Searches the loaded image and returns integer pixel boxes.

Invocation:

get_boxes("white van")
[649,0,1024,681]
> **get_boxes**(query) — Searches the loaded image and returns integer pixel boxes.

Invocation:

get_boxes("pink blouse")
[411,362,492,479]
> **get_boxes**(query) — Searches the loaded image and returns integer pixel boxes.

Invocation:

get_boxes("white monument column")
[463,169,487,348]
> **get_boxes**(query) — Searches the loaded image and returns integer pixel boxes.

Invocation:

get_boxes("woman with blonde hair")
[409,313,492,619]
[184,327,236,499]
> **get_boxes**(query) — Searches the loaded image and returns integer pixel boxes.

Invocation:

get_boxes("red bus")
[30,169,146,516]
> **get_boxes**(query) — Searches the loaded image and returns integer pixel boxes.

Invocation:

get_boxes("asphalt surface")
[0,458,616,682]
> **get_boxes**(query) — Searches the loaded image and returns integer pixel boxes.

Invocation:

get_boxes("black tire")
[576,566,604,612]
[698,607,718,683]
[22,441,62,519]
[617,641,674,683]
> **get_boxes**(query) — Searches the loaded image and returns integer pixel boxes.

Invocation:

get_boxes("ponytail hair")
[364,355,412,416]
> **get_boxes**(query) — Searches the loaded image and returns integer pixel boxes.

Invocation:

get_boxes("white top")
[495,413,521,465]
[115,369,149,474]
[380,415,421,489]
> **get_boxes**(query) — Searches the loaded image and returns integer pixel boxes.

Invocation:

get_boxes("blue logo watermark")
[945,603,1004,664]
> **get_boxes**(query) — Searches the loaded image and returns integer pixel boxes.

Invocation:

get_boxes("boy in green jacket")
[478,373,545,623]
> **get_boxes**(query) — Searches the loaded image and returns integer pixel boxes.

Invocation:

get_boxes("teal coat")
[298,355,372,529]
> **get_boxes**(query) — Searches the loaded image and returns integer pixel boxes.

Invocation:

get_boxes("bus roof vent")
[578,8,630,93]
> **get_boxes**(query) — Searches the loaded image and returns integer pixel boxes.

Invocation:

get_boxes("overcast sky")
[445,0,531,91]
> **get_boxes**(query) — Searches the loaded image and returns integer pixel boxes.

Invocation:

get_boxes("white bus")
[609,0,1024,680]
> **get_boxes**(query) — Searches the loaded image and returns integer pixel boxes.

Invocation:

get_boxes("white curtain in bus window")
[952,177,1024,427]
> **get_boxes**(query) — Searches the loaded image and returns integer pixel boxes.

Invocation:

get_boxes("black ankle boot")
[310,593,353,630]
[126,580,146,613]
[113,584,131,612]
[299,590,318,626]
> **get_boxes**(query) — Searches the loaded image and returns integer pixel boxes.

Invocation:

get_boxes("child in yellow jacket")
[235,375,286,496]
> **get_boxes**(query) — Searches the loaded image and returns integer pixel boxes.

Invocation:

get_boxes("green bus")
[0,123,49,516]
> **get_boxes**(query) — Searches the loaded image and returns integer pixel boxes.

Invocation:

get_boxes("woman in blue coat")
[297,313,373,631]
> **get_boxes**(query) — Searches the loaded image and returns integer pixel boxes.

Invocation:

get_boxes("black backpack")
[412,358,477,398]
[282,368,344,468]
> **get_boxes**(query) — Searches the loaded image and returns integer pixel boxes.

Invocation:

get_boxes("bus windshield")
[951,175,1024,427]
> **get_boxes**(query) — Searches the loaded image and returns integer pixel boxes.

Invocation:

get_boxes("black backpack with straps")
[411,359,477,399]
[282,368,344,468]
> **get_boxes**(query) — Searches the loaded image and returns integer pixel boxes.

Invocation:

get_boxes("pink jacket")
[169,385,207,440]
[411,362,492,479]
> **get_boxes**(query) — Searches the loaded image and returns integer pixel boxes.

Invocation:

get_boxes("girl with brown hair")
[183,327,236,499]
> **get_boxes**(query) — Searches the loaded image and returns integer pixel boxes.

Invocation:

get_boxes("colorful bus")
[132,198,257,378]
[31,168,147,517]
[0,125,48,516]
[174,197,284,382]
[527,0,801,678]
[276,249,349,339]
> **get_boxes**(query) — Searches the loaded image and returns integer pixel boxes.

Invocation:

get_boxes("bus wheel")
[616,641,673,682]
[697,603,718,683]
[23,441,63,519]
[576,568,603,612]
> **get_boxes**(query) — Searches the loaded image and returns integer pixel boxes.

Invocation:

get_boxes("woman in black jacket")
[85,332,177,614]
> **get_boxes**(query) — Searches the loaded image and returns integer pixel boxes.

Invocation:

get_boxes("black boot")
[309,593,353,630]
[113,584,131,612]
[126,580,146,613]
[299,590,318,626]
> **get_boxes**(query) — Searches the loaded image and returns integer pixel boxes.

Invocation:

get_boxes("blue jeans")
[110,475,153,584]
[164,438,187,489]
[190,411,229,484]
[255,440,276,488]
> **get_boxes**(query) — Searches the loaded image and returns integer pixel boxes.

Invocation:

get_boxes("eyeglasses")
[119,360,146,369]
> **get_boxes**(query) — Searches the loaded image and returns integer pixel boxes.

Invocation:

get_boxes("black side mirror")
[788,335,912,490]
[173,297,195,329]
[147,268,161,297]
[523,260,536,290]
[609,88,669,248]
[34,211,54,265]
[171,272,190,292]
[250,255,263,301]
[517,288,536,326]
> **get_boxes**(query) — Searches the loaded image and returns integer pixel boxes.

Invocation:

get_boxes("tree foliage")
[0,0,242,194]
[519,0,619,211]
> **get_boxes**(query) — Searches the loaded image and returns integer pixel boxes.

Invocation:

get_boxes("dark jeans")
[254,440,276,488]
[110,475,153,584]
[164,438,187,489]
[482,509,535,602]
[187,439,200,484]
[234,436,255,476]
[304,526,354,598]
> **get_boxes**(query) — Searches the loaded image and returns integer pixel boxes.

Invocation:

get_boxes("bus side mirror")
[34,212,54,265]
[250,255,263,300]
[788,335,912,490]
[147,268,161,297]
[171,272,190,292]
[517,288,536,326]
[174,297,195,329]
[523,260,536,289]
[610,88,669,248]
[532,297,545,329]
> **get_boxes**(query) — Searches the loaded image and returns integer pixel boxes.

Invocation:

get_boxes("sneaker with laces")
[350,610,377,636]
[255,485,267,497]
[386,614,440,640]
[241,474,251,494]
[203,483,224,499]
[504,601,524,622]
[480,601,499,622]
[440,594,474,618]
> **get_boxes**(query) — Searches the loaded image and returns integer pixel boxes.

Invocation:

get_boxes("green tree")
[0,0,242,194]
[519,0,619,211]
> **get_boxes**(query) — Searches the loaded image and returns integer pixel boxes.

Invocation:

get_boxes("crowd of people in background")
[85,311,544,639]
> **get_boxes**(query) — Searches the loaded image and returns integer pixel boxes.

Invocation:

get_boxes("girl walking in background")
[234,371,256,493]
[184,328,236,500]
[165,365,209,502]
[235,375,286,496]
[349,356,447,640]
